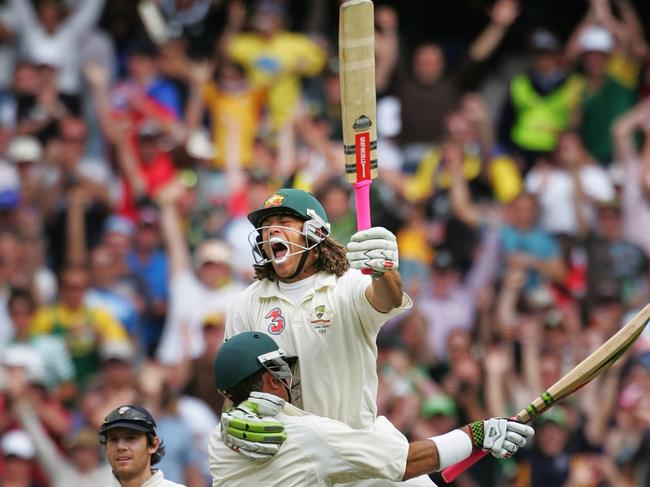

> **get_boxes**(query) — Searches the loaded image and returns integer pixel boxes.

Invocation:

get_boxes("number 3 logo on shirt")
[265,307,286,335]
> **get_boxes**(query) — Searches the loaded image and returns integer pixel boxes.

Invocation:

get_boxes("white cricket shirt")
[225,269,412,429]
[209,402,410,486]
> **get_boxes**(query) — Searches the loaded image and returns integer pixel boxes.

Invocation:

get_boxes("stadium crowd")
[0,0,649,486]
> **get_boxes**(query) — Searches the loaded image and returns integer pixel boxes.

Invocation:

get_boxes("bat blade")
[442,303,650,483]
[339,0,378,238]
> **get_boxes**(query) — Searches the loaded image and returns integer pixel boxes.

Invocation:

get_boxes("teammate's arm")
[404,419,534,480]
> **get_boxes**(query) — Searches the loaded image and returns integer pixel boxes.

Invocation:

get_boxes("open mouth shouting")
[269,237,290,263]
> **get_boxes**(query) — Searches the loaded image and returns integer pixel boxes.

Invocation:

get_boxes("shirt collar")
[110,469,163,487]
[257,272,337,299]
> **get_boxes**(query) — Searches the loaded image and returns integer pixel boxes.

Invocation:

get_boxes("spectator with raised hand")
[568,15,638,166]
[392,0,518,162]
[221,0,327,130]
[612,97,650,257]
[6,364,111,487]
[449,157,566,290]
[525,130,615,237]
[185,58,266,170]
[374,4,399,96]
[154,180,244,367]
[498,28,585,171]
[3,0,105,95]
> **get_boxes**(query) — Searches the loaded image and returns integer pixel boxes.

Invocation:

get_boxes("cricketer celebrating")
[223,187,426,485]
[210,332,534,486]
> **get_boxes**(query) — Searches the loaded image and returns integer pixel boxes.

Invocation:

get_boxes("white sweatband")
[429,429,473,471]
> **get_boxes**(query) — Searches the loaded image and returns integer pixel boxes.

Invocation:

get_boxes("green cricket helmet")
[247,189,331,267]
[214,331,293,394]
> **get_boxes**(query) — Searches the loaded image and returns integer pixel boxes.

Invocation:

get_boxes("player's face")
[105,429,156,481]
[260,214,314,281]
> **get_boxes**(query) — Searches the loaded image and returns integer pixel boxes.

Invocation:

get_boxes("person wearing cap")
[209,331,534,486]
[7,135,43,208]
[154,181,244,366]
[564,0,644,164]
[498,28,585,169]
[575,24,636,165]
[0,430,42,487]
[99,404,186,487]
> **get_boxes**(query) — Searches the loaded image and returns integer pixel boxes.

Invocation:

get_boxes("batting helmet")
[247,188,329,228]
[214,331,293,394]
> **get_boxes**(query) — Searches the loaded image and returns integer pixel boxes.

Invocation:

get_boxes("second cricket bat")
[339,0,378,242]
[442,302,650,482]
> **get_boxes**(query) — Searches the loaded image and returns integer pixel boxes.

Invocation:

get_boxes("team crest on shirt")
[310,304,331,333]
[265,307,286,335]
[264,193,285,208]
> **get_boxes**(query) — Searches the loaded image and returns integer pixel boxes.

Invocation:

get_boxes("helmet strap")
[285,245,312,281]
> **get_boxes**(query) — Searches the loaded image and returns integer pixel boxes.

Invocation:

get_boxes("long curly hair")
[254,237,349,281]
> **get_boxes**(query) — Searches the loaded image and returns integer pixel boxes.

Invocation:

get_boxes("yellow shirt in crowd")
[31,304,128,344]
[228,31,326,129]
[202,83,266,168]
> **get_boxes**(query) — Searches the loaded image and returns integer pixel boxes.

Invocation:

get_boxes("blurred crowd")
[0,0,648,486]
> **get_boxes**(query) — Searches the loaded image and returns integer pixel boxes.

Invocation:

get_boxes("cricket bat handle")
[441,449,487,483]
[353,179,373,275]
[442,413,519,483]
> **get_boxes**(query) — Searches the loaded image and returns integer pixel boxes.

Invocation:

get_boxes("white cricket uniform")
[209,401,434,486]
[108,469,186,487]
[225,270,435,487]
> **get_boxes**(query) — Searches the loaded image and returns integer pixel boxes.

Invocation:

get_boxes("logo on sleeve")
[265,307,286,335]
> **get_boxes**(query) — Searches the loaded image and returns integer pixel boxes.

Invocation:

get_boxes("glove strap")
[468,420,485,449]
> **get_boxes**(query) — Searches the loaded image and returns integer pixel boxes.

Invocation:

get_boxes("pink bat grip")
[441,449,487,483]
[353,179,373,275]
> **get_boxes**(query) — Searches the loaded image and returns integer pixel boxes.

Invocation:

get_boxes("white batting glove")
[468,418,534,458]
[221,392,286,462]
[346,227,398,276]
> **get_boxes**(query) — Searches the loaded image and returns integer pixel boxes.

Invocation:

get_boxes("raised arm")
[65,185,89,267]
[612,97,650,161]
[468,0,519,63]
[60,0,105,38]
[374,5,399,95]
[7,0,40,31]
[154,180,191,277]
[184,60,214,135]
[85,62,119,143]
[448,152,482,229]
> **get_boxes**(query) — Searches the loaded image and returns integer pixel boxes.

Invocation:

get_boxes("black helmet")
[99,405,157,436]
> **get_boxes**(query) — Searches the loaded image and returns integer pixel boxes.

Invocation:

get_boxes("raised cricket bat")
[442,303,650,483]
[339,0,379,274]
